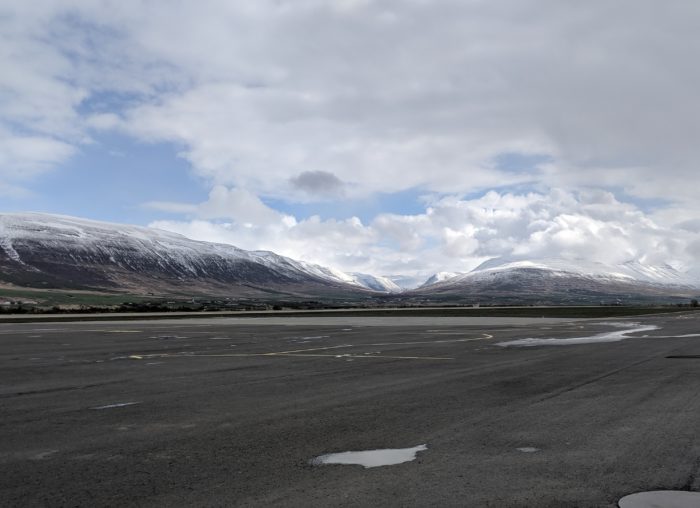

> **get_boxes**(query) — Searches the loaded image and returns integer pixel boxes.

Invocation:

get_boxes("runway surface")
[1,312,700,507]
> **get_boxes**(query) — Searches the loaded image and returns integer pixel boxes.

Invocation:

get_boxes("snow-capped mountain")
[466,257,693,286]
[385,274,428,291]
[420,271,463,287]
[2,213,697,304]
[346,273,402,293]
[0,213,381,298]
[275,260,402,293]
[412,256,699,304]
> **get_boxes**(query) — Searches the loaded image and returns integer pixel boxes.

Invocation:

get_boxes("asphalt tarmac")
[1,312,700,507]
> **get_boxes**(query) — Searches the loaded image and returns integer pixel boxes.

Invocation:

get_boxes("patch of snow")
[385,274,430,290]
[311,444,427,468]
[421,271,463,287]
[497,323,659,347]
[0,218,24,263]
[348,272,403,293]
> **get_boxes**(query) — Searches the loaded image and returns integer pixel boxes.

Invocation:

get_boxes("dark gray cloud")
[290,170,345,196]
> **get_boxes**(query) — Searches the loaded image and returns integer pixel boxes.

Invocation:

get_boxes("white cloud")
[148,187,699,277]
[107,0,700,203]
[6,1,700,202]
[0,128,76,177]
[3,1,700,275]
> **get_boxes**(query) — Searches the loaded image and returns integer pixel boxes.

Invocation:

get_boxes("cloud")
[4,1,700,276]
[6,1,700,204]
[0,130,76,177]
[112,0,700,204]
[290,170,345,197]
[148,187,699,277]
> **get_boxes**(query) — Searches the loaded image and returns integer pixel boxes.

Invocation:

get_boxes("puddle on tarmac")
[497,323,659,347]
[618,490,700,508]
[311,444,427,468]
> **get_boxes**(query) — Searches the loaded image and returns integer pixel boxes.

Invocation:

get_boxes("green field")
[0,287,159,307]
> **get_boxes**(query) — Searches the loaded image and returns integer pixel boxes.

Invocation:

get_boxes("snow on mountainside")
[412,256,699,304]
[348,273,403,293]
[459,257,694,286]
[2,213,696,303]
[385,274,428,290]
[0,213,387,296]
[420,271,463,287]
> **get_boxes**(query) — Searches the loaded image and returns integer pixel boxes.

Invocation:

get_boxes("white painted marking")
[311,444,427,468]
[91,402,140,410]
[618,490,700,508]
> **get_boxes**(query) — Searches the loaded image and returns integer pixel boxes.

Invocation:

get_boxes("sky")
[2,0,700,278]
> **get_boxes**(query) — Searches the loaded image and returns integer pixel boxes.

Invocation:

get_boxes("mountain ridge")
[411,256,698,305]
[0,213,377,299]
[1,213,698,304]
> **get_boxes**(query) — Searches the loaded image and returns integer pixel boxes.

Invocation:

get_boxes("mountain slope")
[348,273,402,293]
[420,271,462,287]
[0,213,373,299]
[385,274,428,291]
[412,257,699,304]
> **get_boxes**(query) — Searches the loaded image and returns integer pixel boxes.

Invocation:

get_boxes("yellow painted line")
[263,344,353,355]
[367,333,493,346]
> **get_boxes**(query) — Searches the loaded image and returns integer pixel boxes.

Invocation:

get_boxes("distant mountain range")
[409,257,699,304]
[0,213,377,300]
[1,213,698,304]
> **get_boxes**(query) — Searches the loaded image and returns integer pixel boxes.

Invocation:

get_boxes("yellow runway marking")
[121,332,494,363]
[263,344,353,355]
[366,333,493,346]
